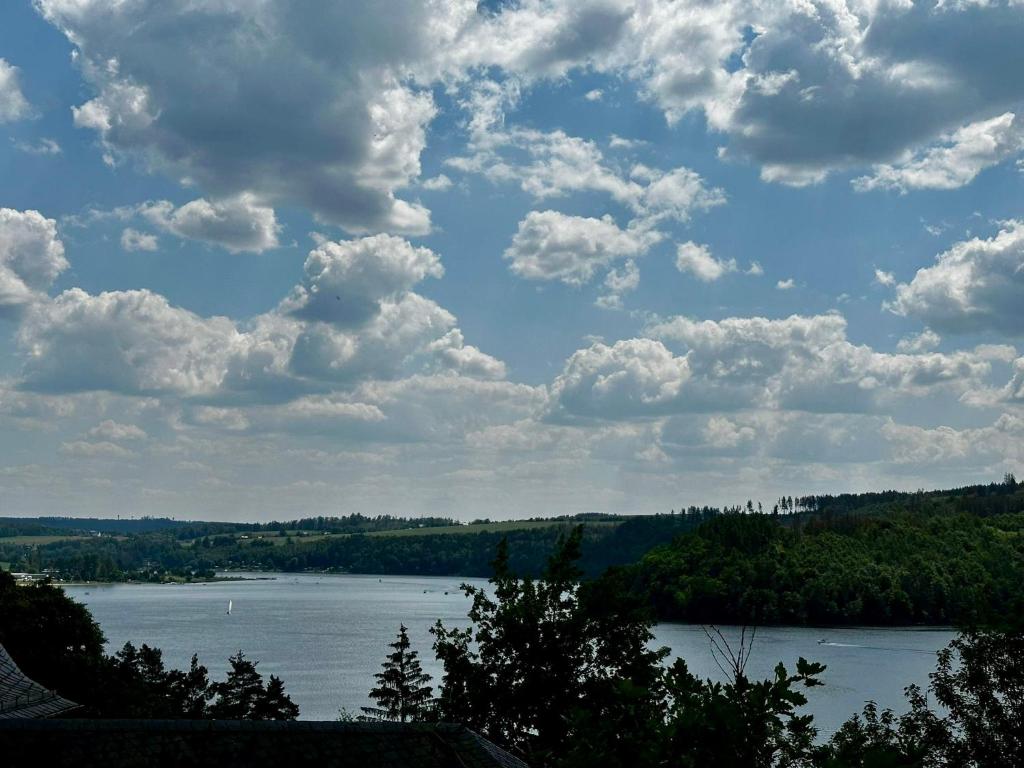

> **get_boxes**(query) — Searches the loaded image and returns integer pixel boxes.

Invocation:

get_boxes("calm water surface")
[63,573,954,736]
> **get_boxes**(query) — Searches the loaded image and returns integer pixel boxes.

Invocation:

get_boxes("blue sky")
[1,1,1023,520]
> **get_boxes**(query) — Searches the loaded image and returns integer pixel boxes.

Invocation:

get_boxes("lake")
[63,572,955,737]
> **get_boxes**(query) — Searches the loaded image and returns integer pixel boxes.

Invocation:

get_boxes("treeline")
[629,486,1024,625]
[1,512,710,582]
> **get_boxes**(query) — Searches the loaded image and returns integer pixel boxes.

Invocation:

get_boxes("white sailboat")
[226,599,233,615]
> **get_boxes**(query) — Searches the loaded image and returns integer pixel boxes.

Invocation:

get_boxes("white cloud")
[19,288,240,396]
[36,0,1024,201]
[13,138,61,156]
[88,420,147,441]
[545,313,1010,423]
[547,338,692,422]
[448,126,724,225]
[584,88,604,101]
[0,209,69,314]
[60,440,134,459]
[746,261,764,276]
[891,220,1024,335]
[596,259,640,310]
[854,113,1024,193]
[140,194,280,253]
[874,269,896,287]
[421,174,453,191]
[776,278,795,290]
[897,329,942,353]
[504,211,659,286]
[675,241,737,282]
[39,0,447,234]
[282,234,443,327]
[426,329,507,380]
[0,59,30,123]
[120,228,158,252]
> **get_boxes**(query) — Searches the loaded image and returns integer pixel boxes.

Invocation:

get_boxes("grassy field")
[196,518,621,547]
[365,519,619,538]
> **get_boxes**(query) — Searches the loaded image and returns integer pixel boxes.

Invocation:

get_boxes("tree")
[0,570,107,712]
[827,630,1024,767]
[658,653,827,768]
[431,528,668,767]
[361,624,434,722]
[252,675,300,720]
[208,651,299,720]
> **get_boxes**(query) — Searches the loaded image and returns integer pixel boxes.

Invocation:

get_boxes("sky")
[0,0,1023,522]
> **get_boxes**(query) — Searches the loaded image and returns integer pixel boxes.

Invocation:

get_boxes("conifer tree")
[361,624,434,722]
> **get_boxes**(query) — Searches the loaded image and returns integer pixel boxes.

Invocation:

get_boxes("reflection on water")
[63,572,955,734]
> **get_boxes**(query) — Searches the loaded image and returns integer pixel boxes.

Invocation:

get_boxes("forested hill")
[625,479,1024,626]
[4,479,1024,627]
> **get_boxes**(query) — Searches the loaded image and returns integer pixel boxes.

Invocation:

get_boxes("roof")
[0,644,80,720]
[0,719,530,768]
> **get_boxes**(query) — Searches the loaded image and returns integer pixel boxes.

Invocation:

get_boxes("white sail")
[227,600,232,615]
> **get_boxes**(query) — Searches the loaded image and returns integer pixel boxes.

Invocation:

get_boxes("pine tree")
[361,624,434,722]
[208,651,266,719]
[252,675,300,720]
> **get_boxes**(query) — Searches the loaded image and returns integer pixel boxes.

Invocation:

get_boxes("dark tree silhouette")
[361,624,434,722]
[252,675,300,720]
[208,651,299,720]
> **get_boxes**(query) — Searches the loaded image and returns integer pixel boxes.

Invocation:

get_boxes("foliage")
[431,528,668,767]
[632,487,1024,626]
[207,651,299,720]
[827,630,1024,768]
[360,624,434,722]
[430,530,830,768]
[0,569,107,709]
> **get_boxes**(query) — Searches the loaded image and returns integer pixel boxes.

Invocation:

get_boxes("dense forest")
[627,480,1024,626]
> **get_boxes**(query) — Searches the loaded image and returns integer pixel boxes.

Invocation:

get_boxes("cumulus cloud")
[675,241,737,282]
[13,138,61,156]
[18,288,239,396]
[449,126,725,225]
[120,228,158,252]
[897,329,942,354]
[595,259,640,310]
[891,220,1024,335]
[36,1,1024,197]
[421,174,453,191]
[39,0,446,234]
[139,195,279,253]
[776,278,795,290]
[15,230,506,407]
[874,269,896,287]
[504,211,659,286]
[0,59,30,123]
[547,338,692,422]
[0,209,69,314]
[282,234,443,327]
[548,313,1011,422]
[854,112,1024,192]
[88,419,147,441]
